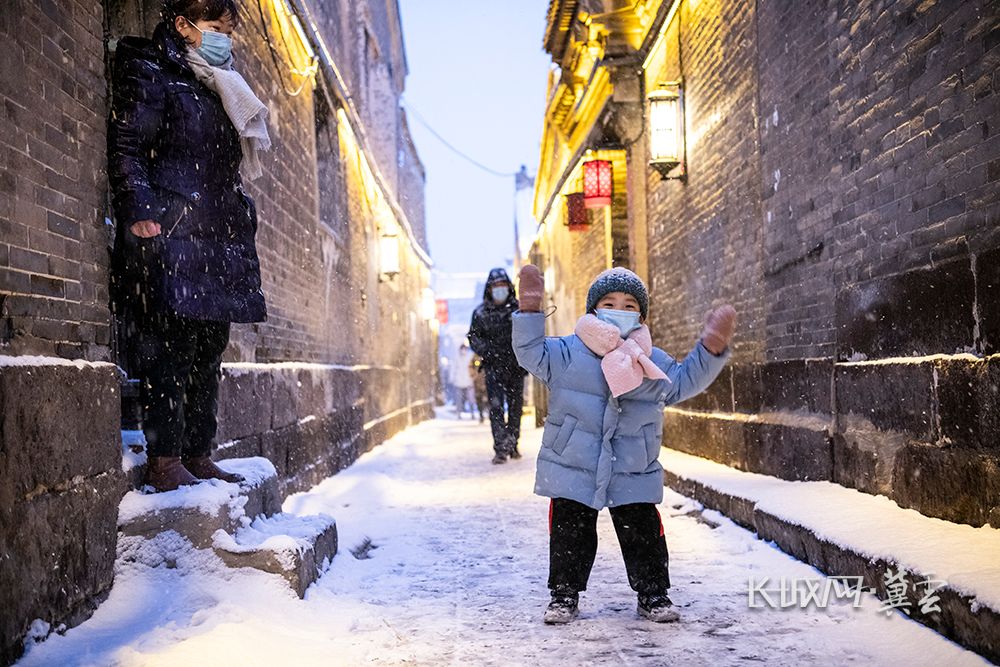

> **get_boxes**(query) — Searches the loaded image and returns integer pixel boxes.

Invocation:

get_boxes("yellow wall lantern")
[379,232,401,280]
[648,80,686,180]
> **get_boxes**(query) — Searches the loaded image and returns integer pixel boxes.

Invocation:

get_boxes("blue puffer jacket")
[512,312,728,510]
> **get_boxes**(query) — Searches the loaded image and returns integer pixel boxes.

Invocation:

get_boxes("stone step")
[212,513,339,598]
[117,457,282,548]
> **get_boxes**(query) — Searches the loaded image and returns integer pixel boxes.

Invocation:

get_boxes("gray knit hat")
[586,267,649,319]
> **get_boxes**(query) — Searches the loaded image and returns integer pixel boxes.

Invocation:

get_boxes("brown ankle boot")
[145,456,200,492]
[182,455,245,484]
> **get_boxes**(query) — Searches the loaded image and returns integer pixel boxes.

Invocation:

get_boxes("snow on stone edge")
[212,513,336,571]
[0,354,119,369]
[117,457,277,525]
[659,447,1000,612]
[121,430,147,472]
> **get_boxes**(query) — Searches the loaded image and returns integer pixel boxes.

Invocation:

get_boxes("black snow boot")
[637,593,680,623]
[505,434,522,459]
[543,589,579,624]
[492,453,507,465]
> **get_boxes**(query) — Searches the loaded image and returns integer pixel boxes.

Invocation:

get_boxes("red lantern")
[435,299,449,324]
[583,159,612,208]
[566,192,588,230]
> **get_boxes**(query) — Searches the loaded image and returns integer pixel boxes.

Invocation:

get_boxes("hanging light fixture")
[379,231,401,280]
[420,287,436,322]
[582,159,613,208]
[648,80,686,180]
[565,192,589,231]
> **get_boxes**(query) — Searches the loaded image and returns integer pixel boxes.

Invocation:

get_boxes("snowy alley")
[15,412,988,667]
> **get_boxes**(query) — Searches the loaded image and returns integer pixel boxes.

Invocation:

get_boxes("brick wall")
[531,0,999,526]
[398,114,428,248]
[645,0,999,364]
[756,0,999,362]
[644,0,766,362]
[640,0,1000,526]
[0,0,112,361]
[0,0,435,660]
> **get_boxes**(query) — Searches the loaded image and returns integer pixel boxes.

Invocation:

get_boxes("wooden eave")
[543,0,579,60]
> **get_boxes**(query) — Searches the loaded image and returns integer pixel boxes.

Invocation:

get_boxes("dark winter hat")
[586,267,649,319]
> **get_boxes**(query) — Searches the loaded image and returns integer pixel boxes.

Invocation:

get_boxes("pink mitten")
[518,265,544,313]
[701,305,737,355]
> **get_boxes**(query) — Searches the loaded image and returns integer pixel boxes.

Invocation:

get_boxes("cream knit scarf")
[184,47,271,181]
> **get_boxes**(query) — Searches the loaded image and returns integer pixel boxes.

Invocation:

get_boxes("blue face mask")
[187,18,233,66]
[491,286,510,303]
[596,308,641,338]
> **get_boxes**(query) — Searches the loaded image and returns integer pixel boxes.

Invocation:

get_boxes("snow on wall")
[0,355,119,370]
[660,448,1000,612]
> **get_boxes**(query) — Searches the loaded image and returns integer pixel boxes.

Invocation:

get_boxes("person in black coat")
[468,268,528,463]
[108,0,269,491]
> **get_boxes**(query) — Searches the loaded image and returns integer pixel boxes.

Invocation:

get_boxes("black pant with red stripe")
[549,497,670,596]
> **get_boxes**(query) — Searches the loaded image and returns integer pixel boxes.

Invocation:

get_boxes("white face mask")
[491,286,510,303]
[595,308,641,338]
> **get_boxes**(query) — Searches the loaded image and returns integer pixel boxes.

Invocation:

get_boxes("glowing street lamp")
[648,81,686,180]
[379,232,400,280]
[420,287,436,322]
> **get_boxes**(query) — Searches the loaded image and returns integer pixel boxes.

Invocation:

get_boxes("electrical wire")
[250,0,311,97]
[269,0,318,79]
[246,4,513,176]
[401,100,518,178]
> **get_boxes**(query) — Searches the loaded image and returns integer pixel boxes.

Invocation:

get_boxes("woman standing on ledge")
[108,0,271,491]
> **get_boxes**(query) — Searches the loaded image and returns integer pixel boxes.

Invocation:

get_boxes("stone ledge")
[0,470,123,667]
[212,514,338,598]
[666,353,1000,525]
[0,359,123,667]
[0,361,121,502]
[118,458,281,548]
[661,450,1000,664]
[663,408,833,482]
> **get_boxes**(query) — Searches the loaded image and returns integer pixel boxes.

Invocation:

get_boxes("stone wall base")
[667,354,1000,527]
[0,362,124,666]
[4,361,432,665]
[663,468,1000,664]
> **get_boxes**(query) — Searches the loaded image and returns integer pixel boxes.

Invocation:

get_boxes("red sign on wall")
[435,299,449,324]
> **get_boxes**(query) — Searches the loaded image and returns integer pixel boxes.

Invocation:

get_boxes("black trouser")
[485,369,523,454]
[134,311,230,458]
[549,497,670,596]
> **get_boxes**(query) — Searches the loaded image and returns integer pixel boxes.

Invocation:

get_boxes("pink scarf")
[574,314,670,397]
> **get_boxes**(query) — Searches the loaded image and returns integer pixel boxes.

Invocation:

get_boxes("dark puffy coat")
[468,268,526,378]
[108,22,266,323]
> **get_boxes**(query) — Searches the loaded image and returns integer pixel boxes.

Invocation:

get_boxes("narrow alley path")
[18,413,987,666]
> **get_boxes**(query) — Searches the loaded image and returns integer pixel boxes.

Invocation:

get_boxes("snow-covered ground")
[18,413,988,666]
